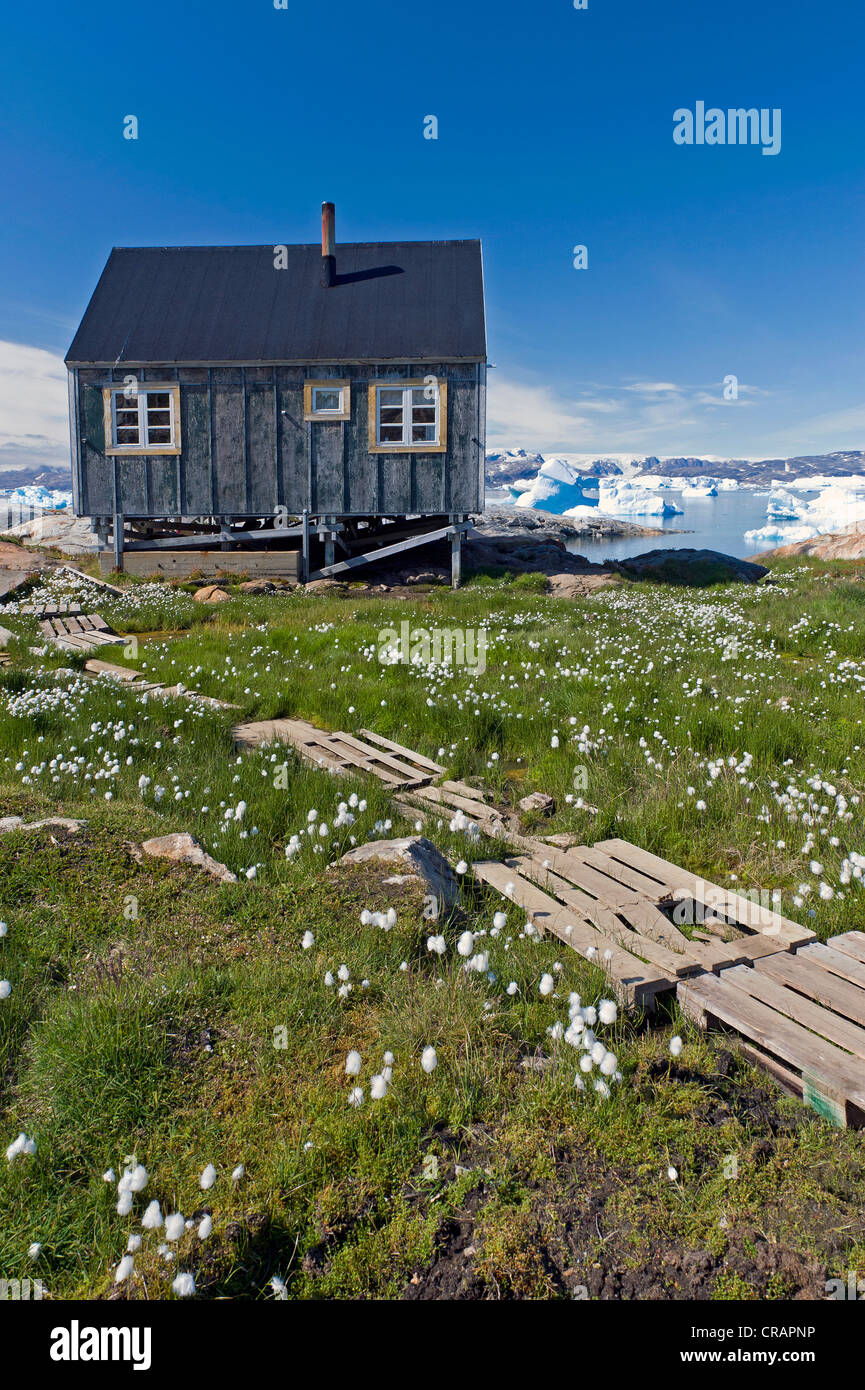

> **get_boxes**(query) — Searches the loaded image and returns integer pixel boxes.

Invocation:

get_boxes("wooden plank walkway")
[678,964,865,1128]
[232,717,441,788]
[38,612,125,653]
[468,835,865,1125]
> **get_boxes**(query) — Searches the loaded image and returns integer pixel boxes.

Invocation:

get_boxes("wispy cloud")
[0,341,69,475]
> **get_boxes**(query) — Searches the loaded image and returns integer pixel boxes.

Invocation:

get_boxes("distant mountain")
[486,449,865,488]
[0,465,72,492]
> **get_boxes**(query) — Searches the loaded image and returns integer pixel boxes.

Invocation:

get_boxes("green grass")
[1,557,864,1299]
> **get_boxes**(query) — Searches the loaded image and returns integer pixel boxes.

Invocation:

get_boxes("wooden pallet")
[678,957,865,1128]
[232,718,441,788]
[39,613,125,652]
[593,838,815,950]
[471,857,678,1010]
[20,600,83,618]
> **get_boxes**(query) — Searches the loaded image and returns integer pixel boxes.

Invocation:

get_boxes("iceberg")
[747,477,865,544]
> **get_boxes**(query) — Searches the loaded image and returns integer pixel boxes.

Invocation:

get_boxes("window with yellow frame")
[367,379,447,452]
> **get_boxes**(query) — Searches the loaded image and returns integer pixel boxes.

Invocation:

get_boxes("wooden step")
[471,858,675,1010]
[678,968,865,1128]
[594,838,814,949]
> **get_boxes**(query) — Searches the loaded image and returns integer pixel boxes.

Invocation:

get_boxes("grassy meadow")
[1,556,864,1299]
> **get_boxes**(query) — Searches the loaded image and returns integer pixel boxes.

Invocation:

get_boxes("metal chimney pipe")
[321,202,336,287]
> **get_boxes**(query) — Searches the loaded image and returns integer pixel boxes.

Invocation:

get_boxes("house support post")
[301,509,310,583]
[113,514,125,573]
[451,521,462,589]
[325,516,336,569]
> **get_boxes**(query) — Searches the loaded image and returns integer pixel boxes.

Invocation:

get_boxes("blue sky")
[1,0,862,471]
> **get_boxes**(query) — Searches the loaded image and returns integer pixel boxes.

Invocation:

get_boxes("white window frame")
[368,379,447,453]
[303,379,350,421]
[103,384,181,455]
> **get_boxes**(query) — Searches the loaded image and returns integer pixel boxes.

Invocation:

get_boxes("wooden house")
[64,205,487,583]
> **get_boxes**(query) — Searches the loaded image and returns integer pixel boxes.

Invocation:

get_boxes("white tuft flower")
[348,1086,364,1107]
[539,973,555,996]
[598,999,618,1025]
[231,1164,245,1183]
[198,1214,213,1240]
[345,1050,362,1075]
[370,1074,388,1100]
[115,1255,135,1284]
[141,1200,163,1230]
[172,1272,196,1298]
[669,1035,683,1057]
[164,1212,185,1241]
[301,931,315,949]
[421,1046,438,1073]
[199,1163,217,1190]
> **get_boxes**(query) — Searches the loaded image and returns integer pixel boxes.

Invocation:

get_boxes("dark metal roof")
[66,241,486,365]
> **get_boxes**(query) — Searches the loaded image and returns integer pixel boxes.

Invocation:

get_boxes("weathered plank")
[678,971,865,1127]
[595,838,814,948]
[755,951,865,1028]
[357,729,445,774]
[471,858,675,1009]
[828,932,865,967]
[796,942,865,991]
[723,963,865,1062]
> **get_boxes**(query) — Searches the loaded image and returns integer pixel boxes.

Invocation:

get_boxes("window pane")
[379,407,403,425]
[116,409,138,427]
[313,389,341,412]
[147,427,172,445]
[411,425,436,442]
[146,392,171,409]
[379,426,404,442]
[411,407,436,424]
[146,410,171,427]
[116,428,139,445]
[411,387,435,404]
[378,389,403,407]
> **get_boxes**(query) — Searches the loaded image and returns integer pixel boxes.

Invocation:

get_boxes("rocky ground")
[752,524,865,563]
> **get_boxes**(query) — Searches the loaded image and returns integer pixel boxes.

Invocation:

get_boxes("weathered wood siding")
[73,362,484,519]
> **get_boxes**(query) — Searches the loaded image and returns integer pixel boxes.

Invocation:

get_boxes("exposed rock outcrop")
[612,548,768,586]
[140,832,237,883]
[335,836,459,917]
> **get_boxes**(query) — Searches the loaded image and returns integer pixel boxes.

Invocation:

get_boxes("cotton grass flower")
[421,1046,438,1073]
[539,973,555,996]
[231,1164,245,1182]
[669,1035,683,1057]
[6,1132,36,1162]
[115,1255,135,1284]
[141,1200,162,1230]
[345,1050,362,1075]
[172,1272,196,1298]
[301,931,315,949]
[164,1212,185,1241]
[348,1086,364,1107]
[0,981,12,1000]
[598,999,617,1025]
[199,1163,217,1190]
